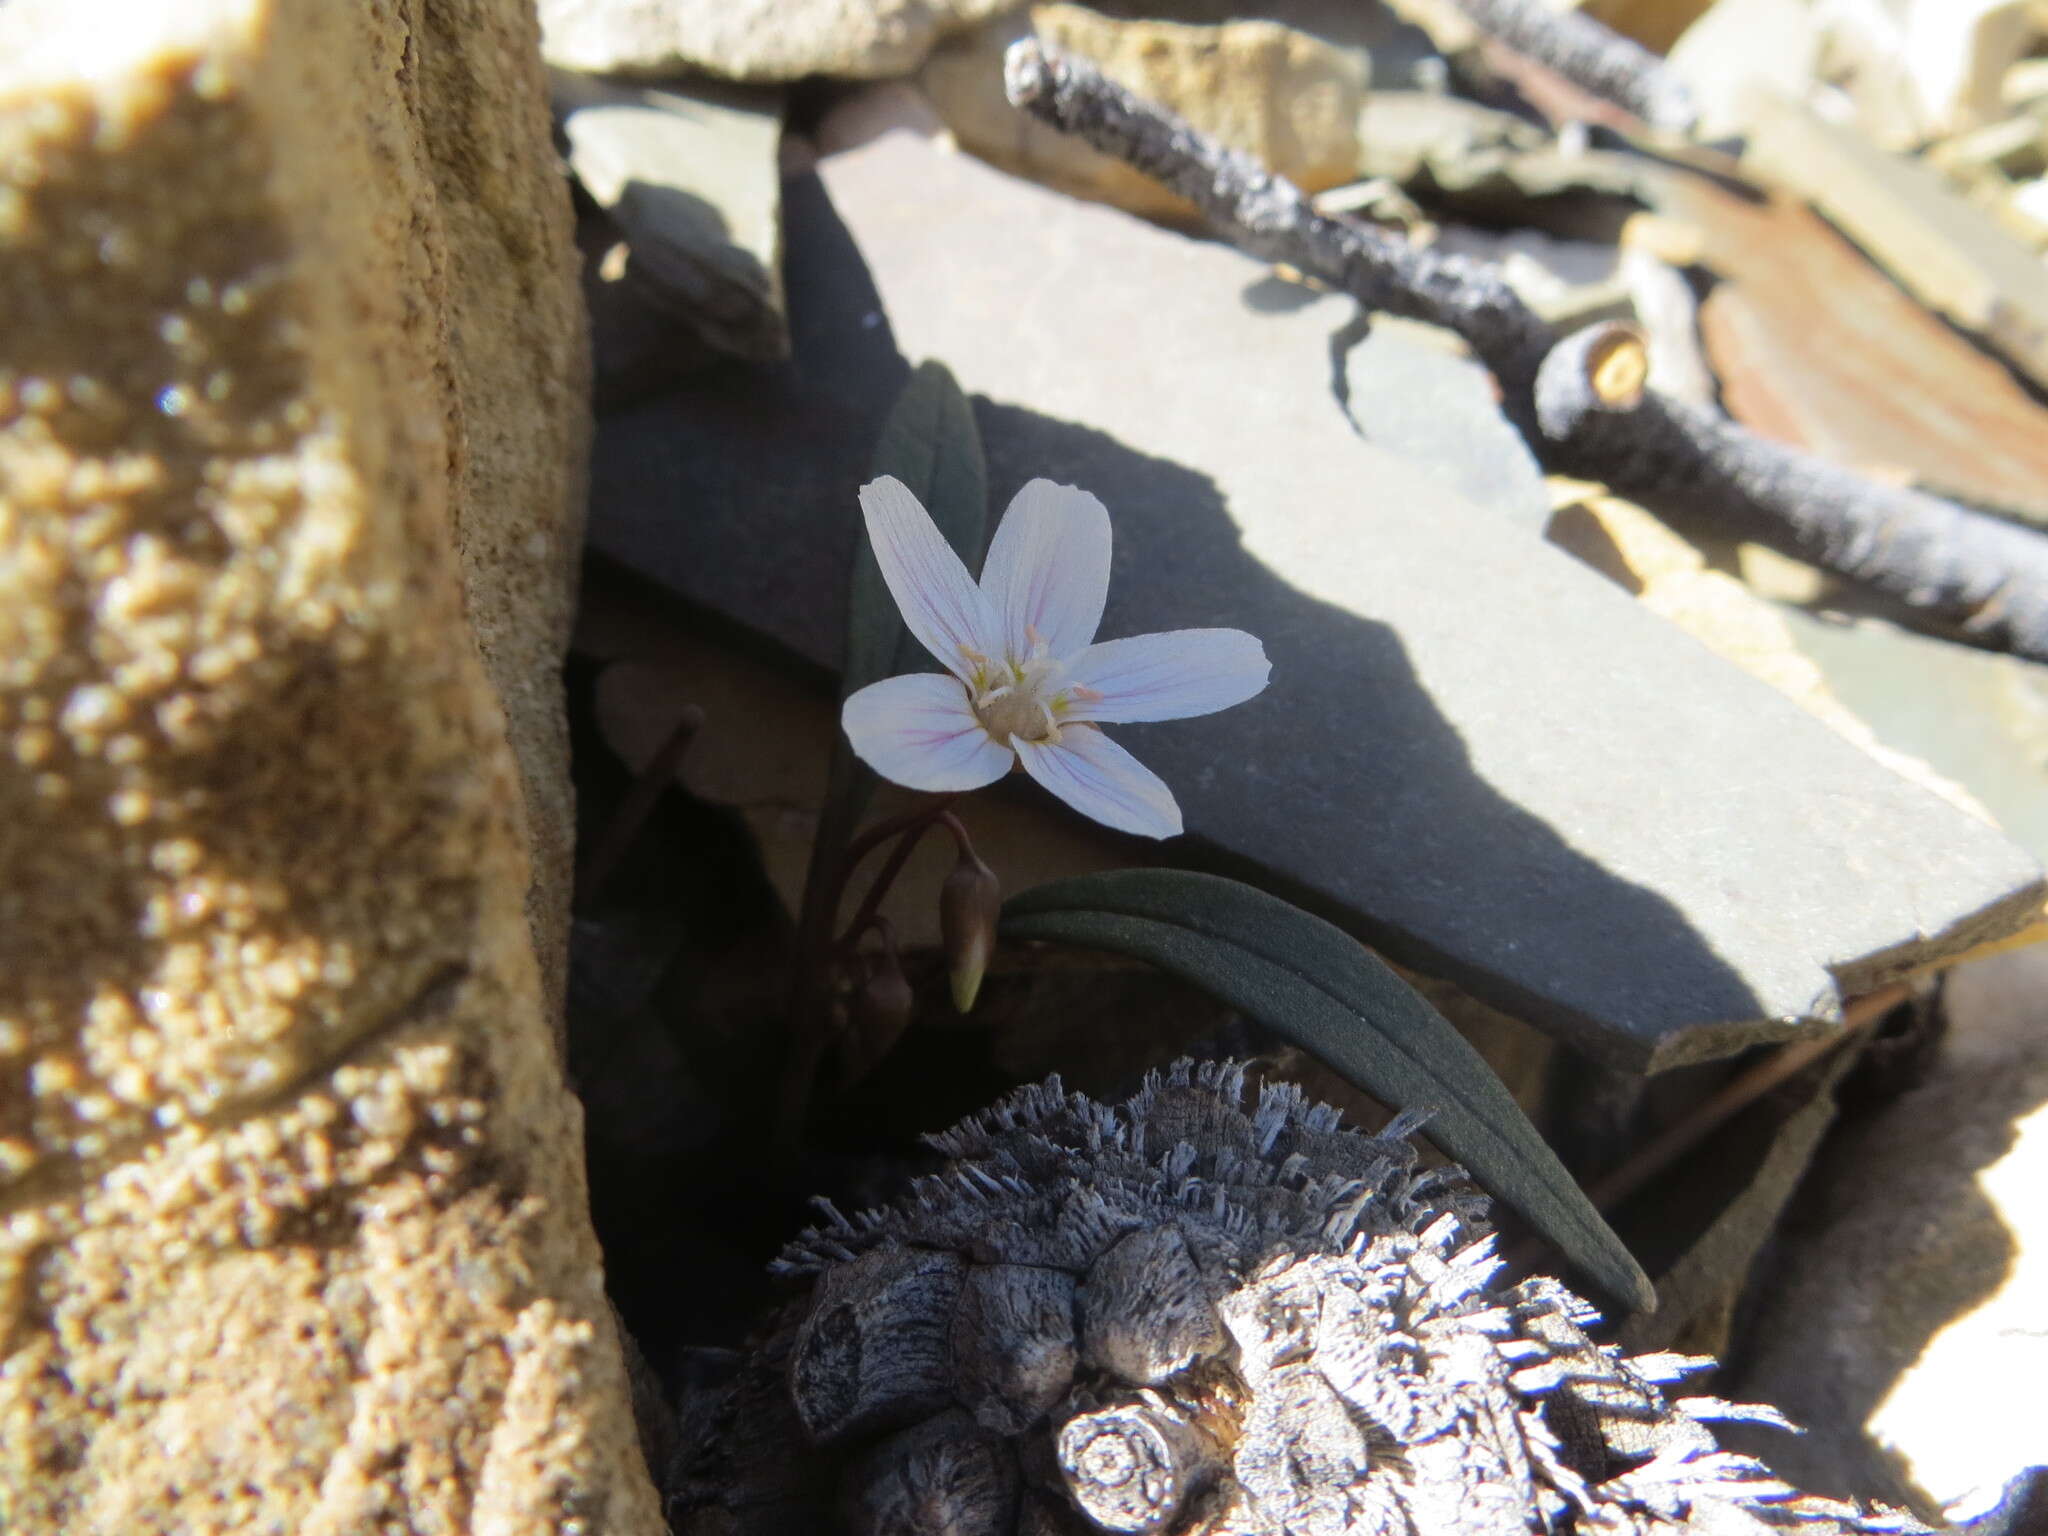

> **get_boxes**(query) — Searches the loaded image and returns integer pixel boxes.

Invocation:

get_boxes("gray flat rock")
[1776,605,2048,869]
[587,131,2044,1071]
[1340,316,1551,527]
[554,71,788,362]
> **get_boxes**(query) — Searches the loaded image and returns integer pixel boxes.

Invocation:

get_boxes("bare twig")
[775,795,961,1154]
[1584,982,1907,1212]
[1497,982,1905,1280]
[1003,40,2048,665]
[1445,0,1699,133]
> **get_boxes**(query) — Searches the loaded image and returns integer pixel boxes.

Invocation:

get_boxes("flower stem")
[774,795,965,1156]
[836,809,970,954]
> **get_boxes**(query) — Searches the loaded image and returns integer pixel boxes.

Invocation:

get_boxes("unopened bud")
[940,849,1002,1013]
[842,953,915,1087]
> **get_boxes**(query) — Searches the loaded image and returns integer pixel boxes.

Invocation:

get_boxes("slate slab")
[1775,605,2048,870]
[1743,90,2048,393]
[586,131,2044,1072]
[1339,315,1551,527]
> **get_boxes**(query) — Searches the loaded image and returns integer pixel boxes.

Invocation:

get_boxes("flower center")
[969,652,1066,745]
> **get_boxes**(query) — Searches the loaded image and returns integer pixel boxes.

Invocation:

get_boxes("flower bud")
[940,848,1002,1013]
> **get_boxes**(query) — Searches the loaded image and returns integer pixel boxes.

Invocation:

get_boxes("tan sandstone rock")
[538,0,1022,81]
[922,4,1369,221]
[0,1,661,1530]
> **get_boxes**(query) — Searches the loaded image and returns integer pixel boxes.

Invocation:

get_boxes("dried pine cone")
[669,1060,1927,1536]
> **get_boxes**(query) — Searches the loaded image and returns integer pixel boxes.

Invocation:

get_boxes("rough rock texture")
[672,1062,1928,1536]
[0,1,660,1530]
[1726,945,2048,1520]
[429,9,592,1028]
[923,3,1368,220]
[538,0,1022,81]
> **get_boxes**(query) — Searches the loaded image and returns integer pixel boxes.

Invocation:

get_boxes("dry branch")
[1002,40,2048,665]
[1444,0,1699,132]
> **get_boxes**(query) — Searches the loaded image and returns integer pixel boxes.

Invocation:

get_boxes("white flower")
[841,476,1271,838]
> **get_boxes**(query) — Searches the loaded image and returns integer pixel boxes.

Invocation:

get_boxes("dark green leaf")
[799,363,989,950]
[844,360,989,696]
[1000,869,1654,1313]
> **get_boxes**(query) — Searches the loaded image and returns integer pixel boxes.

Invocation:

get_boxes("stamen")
[957,645,993,692]
[1071,684,1104,701]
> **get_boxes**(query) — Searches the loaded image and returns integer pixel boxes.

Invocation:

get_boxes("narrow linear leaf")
[845,359,989,697]
[803,363,989,936]
[1000,869,1654,1313]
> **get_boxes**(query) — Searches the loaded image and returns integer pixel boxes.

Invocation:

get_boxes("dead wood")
[667,1061,1930,1536]
[1443,0,1700,132]
[1002,39,2048,666]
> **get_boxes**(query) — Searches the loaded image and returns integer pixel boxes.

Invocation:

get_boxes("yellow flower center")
[966,650,1067,746]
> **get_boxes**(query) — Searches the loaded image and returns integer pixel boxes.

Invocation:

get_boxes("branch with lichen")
[1002,39,2048,666]
[1443,0,1699,133]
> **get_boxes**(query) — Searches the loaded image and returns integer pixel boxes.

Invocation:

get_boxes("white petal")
[860,476,1004,683]
[979,479,1112,663]
[1013,726,1182,838]
[1062,629,1270,723]
[842,673,1014,791]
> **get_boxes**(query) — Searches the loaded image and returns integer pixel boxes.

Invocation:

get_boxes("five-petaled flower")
[841,476,1270,838]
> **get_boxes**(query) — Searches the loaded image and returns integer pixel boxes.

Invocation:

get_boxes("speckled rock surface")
[0,1,658,1530]
[427,3,593,1028]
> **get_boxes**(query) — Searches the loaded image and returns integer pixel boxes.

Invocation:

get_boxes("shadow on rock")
[1722,945,2048,1518]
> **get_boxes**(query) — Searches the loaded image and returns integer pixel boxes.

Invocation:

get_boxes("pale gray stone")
[1339,315,1551,527]
[554,71,788,361]
[586,131,2043,1070]
[538,0,1019,81]
[1897,0,2046,135]
[1773,606,2048,870]
[1355,89,1647,219]
[1664,0,1821,142]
